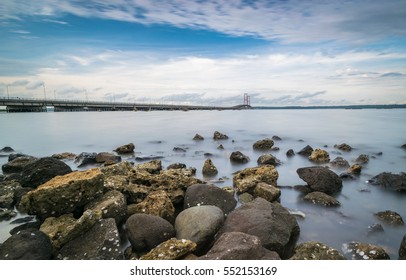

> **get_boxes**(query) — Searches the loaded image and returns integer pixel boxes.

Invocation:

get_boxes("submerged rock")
[0,146,14,153]
[257,154,281,166]
[193,134,204,141]
[296,166,342,195]
[367,223,384,236]
[290,241,346,260]
[342,242,390,260]
[114,143,135,154]
[286,149,295,157]
[303,191,340,207]
[368,172,406,192]
[140,238,197,260]
[233,165,279,194]
[308,149,330,163]
[334,143,353,152]
[253,138,274,150]
[298,145,313,157]
[202,159,218,176]
[74,152,97,167]
[374,210,404,226]
[355,154,369,164]
[330,157,350,169]
[213,131,228,140]
[167,163,186,170]
[230,151,250,164]
[347,164,362,175]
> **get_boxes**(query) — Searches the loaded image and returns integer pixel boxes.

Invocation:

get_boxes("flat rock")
[140,238,197,260]
[74,152,97,167]
[303,191,340,207]
[1,156,37,174]
[290,241,346,260]
[100,161,134,177]
[85,190,127,224]
[254,182,281,202]
[167,163,186,170]
[297,166,342,195]
[51,152,77,160]
[233,165,279,194]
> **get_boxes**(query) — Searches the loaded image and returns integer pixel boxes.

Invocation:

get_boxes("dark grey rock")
[114,143,135,154]
[399,234,406,260]
[167,163,186,170]
[330,156,350,169]
[0,208,17,221]
[0,228,53,260]
[257,154,281,166]
[135,155,164,161]
[334,143,353,152]
[272,135,282,141]
[213,131,228,140]
[0,146,14,153]
[355,154,369,164]
[298,145,313,156]
[230,151,250,164]
[8,153,30,162]
[9,221,41,235]
[368,172,406,192]
[297,166,343,195]
[253,138,274,150]
[286,149,295,157]
[173,147,187,152]
[95,152,121,165]
[290,241,346,260]
[193,134,204,141]
[374,210,404,226]
[367,223,384,236]
[1,156,37,174]
[85,190,127,225]
[74,152,97,167]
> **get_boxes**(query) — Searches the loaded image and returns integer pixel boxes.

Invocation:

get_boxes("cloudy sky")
[0,0,405,106]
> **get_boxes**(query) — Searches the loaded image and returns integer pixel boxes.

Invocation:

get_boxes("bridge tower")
[243,93,251,106]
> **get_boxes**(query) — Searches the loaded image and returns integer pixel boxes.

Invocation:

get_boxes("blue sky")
[0,0,405,106]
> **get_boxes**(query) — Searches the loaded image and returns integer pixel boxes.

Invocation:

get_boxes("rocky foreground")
[0,135,405,260]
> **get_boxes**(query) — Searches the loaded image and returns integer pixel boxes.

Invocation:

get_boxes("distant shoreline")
[253,104,406,110]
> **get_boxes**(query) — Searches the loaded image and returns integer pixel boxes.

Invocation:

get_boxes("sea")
[0,108,405,259]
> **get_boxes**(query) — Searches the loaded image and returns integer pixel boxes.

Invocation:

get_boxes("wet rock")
[347,164,362,175]
[0,146,14,153]
[339,173,357,180]
[13,186,31,206]
[253,138,274,150]
[290,241,346,260]
[184,184,237,215]
[342,242,390,260]
[135,159,162,174]
[193,134,204,141]
[51,152,77,160]
[114,143,135,154]
[85,190,127,224]
[330,157,350,169]
[213,131,229,140]
[127,190,175,223]
[0,228,53,260]
[0,180,20,208]
[20,157,72,188]
[230,151,250,164]
[297,166,343,195]
[57,218,122,260]
[167,163,186,170]
[0,208,17,221]
[401,144,406,150]
[233,165,279,194]
[298,145,313,157]
[40,209,102,250]
[18,168,104,219]
[140,238,196,260]
[367,223,384,236]
[1,156,37,174]
[173,147,187,152]
[95,152,121,165]
[399,234,406,260]
[175,205,224,253]
[272,135,282,141]
[216,198,300,259]
[368,172,406,192]
[9,221,41,235]
[8,153,30,162]
[286,149,295,157]
[126,214,176,252]
[355,154,369,164]
[100,161,133,177]
[334,143,353,152]
[217,144,225,150]
[303,191,340,207]
[74,152,97,167]
[257,154,281,166]
[374,210,404,226]
[202,159,218,176]
[238,192,254,204]
[254,182,281,202]
[199,232,280,260]
[308,149,330,163]
[135,155,164,161]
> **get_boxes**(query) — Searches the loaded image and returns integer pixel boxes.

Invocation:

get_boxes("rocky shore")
[0,137,405,260]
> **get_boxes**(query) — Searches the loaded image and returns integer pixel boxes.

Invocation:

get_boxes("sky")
[0,0,405,106]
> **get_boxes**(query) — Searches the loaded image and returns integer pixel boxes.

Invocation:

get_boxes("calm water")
[1,109,405,259]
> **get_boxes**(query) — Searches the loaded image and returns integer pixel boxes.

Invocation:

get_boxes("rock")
[216,198,300,259]
[1,156,37,174]
[298,145,313,157]
[9,221,41,235]
[51,152,77,160]
[367,223,384,236]
[85,190,127,224]
[230,151,250,164]
[303,191,340,206]
[13,186,31,206]
[114,143,135,154]
[8,153,30,162]
[253,138,274,150]
[238,192,254,204]
[57,218,122,260]
[74,152,97,167]
[0,180,20,208]
[193,134,204,141]
[184,184,237,215]
[399,234,406,260]
[286,149,295,157]
[199,232,280,260]
[100,161,133,177]
[297,166,343,195]
[140,238,196,260]
[18,168,104,219]
[334,143,352,152]
[0,228,53,260]
[257,154,281,166]
[347,164,362,175]
[40,209,102,250]
[20,157,73,189]
[308,149,330,163]
[95,152,121,165]
[202,159,218,176]
[330,157,350,169]
[254,182,281,202]
[0,146,14,153]
[135,159,162,174]
[355,154,369,164]
[342,242,390,260]
[217,144,224,150]
[233,165,279,194]
[173,147,187,152]
[339,173,357,180]
[126,214,176,252]
[104,177,148,205]
[213,131,228,140]
[290,241,346,260]
[175,205,224,253]
[127,190,175,223]
[374,210,404,226]
[368,172,406,192]
[135,155,164,161]
[0,208,17,221]
[167,163,186,170]
[401,144,406,150]
[272,135,282,141]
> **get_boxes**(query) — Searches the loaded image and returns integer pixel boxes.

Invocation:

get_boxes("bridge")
[0,97,252,112]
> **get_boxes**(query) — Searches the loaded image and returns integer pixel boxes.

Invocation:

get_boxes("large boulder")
[125,214,175,252]
[184,184,237,215]
[233,165,279,194]
[290,241,346,260]
[20,157,72,188]
[18,168,104,219]
[199,232,280,260]
[253,138,274,150]
[84,190,127,224]
[296,166,342,195]
[175,205,224,253]
[368,172,406,192]
[140,238,196,260]
[308,149,330,163]
[0,180,20,208]
[216,198,300,259]
[57,218,122,260]
[0,228,53,260]
[230,151,250,164]
[342,242,390,260]
[1,156,37,174]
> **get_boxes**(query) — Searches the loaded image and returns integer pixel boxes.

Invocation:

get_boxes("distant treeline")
[253,104,406,110]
